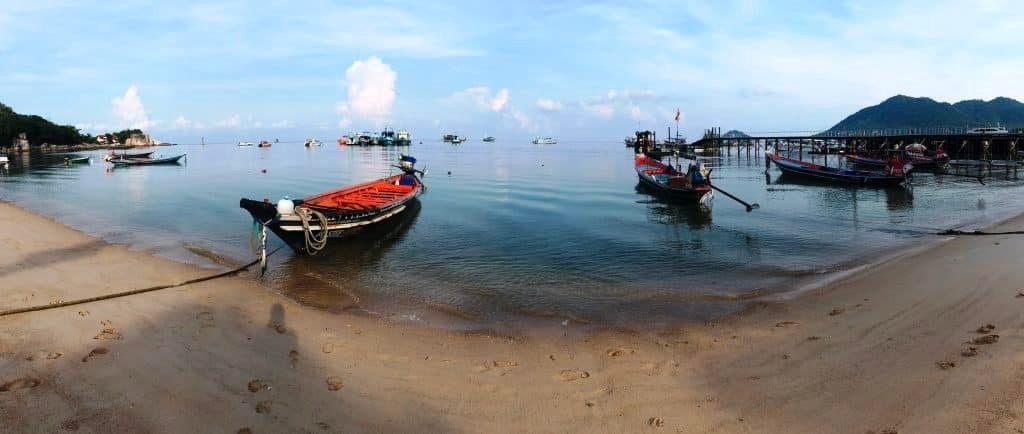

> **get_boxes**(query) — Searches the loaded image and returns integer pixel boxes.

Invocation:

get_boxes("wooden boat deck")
[303,175,417,211]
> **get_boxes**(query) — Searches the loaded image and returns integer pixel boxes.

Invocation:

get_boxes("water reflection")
[634,183,713,229]
[270,199,422,312]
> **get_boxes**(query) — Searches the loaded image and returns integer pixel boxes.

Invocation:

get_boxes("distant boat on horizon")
[483,136,496,142]
[237,141,254,147]
[304,138,322,147]
[532,137,557,144]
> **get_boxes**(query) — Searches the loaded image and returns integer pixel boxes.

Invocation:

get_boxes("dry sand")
[2,200,1024,433]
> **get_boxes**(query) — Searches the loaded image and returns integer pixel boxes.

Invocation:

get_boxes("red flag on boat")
[674,109,680,122]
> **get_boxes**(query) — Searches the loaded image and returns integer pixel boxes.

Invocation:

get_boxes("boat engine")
[399,155,417,173]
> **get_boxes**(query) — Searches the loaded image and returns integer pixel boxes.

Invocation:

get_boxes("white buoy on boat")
[276,197,295,216]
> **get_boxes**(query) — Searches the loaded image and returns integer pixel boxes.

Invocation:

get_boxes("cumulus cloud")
[111,85,151,129]
[336,56,396,127]
[536,98,563,111]
[583,103,615,119]
[218,114,241,128]
[490,88,509,112]
[446,86,532,130]
[630,105,653,122]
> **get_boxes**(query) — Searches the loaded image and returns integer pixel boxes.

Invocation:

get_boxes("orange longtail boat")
[240,155,424,253]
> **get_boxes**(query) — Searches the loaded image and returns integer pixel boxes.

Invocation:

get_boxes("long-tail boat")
[103,151,155,162]
[108,154,185,166]
[635,153,713,204]
[240,155,425,254]
[770,152,909,186]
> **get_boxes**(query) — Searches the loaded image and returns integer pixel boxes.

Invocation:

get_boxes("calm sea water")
[2,141,1023,328]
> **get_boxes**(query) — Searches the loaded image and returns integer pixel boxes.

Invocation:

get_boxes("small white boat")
[967,126,1009,134]
[532,137,557,144]
[304,138,322,147]
[238,141,254,147]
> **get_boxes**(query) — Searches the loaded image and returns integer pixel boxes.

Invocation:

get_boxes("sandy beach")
[2,199,1023,433]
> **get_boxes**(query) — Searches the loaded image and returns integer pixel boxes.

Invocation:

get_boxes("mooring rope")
[296,207,330,255]
[0,246,283,318]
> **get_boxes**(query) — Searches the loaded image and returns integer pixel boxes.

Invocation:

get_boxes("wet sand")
[2,199,1024,433]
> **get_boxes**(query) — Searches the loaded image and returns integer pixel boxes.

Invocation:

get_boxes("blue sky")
[1,0,1021,142]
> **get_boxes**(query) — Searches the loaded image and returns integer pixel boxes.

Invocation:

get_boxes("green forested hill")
[828,95,1024,132]
[0,102,93,146]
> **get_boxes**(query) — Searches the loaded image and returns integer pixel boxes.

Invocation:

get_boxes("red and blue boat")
[769,152,909,186]
[634,154,713,204]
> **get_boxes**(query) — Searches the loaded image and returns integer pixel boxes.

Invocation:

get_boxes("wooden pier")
[690,128,1024,162]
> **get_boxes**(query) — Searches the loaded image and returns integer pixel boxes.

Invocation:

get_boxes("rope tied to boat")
[296,206,330,255]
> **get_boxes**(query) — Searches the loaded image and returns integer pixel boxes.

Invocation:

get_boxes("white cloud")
[445,86,531,130]
[629,105,653,122]
[174,115,192,129]
[505,107,530,129]
[272,120,295,128]
[336,56,396,127]
[583,103,614,119]
[536,98,563,111]
[490,88,509,112]
[218,114,241,128]
[111,85,151,129]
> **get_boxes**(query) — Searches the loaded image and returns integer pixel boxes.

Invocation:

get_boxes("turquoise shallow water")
[2,141,1022,327]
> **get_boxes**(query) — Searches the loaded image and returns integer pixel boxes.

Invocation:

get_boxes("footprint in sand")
[255,400,272,414]
[326,376,344,391]
[606,348,636,358]
[476,360,519,374]
[0,377,41,392]
[196,311,215,328]
[961,347,979,357]
[93,328,122,340]
[775,321,800,328]
[647,417,665,428]
[77,310,89,317]
[289,350,300,367]
[100,320,113,326]
[247,379,267,393]
[269,322,287,334]
[25,352,63,361]
[828,308,845,316]
[557,369,590,381]
[973,335,999,345]
[237,428,252,434]
[936,360,957,370]
[322,343,335,354]
[976,324,996,333]
[81,347,109,363]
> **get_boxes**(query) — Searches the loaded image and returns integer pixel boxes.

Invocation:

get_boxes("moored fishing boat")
[239,155,426,254]
[635,153,713,205]
[381,127,396,146]
[64,156,90,165]
[258,140,272,148]
[396,129,412,146]
[303,138,322,147]
[450,135,463,144]
[108,154,186,166]
[532,137,557,144]
[238,141,254,147]
[482,136,496,142]
[770,152,909,186]
[357,132,373,146]
[103,151,155,162]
